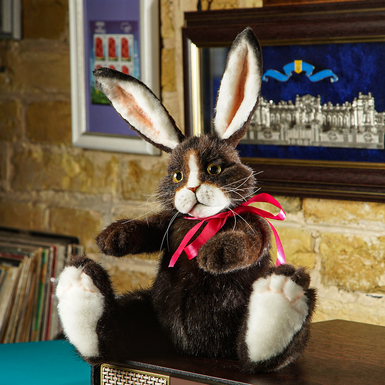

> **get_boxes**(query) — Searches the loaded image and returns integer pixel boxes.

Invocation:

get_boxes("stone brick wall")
[0,0,167,290]
[0,0,384,326]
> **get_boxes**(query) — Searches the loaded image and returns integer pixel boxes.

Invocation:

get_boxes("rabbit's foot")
[243,266,313,369]
[56,257,110,358]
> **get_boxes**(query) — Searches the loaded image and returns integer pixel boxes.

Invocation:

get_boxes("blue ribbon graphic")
[262,61,338,83]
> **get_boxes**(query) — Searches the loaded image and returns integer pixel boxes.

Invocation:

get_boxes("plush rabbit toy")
[57,28,316,373]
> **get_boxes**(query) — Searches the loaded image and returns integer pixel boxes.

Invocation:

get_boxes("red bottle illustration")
[108,37,117,61]
[121,37,130,61]
[95,37,104,60]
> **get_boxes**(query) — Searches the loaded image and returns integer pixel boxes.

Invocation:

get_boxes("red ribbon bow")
[169,193,286,267]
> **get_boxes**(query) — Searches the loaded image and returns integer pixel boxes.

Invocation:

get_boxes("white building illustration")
[243,93,385,149]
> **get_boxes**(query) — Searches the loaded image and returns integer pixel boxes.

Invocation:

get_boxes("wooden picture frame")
[182,0,385,202]
[69,0,160,155]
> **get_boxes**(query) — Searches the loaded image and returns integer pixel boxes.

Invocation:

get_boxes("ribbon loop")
[185,216,227,260]
[168,193,286,267]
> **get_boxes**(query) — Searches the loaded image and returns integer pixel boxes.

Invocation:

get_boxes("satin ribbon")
[168,193,286,268]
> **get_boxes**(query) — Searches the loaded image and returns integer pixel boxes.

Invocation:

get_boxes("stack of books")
[0,227,83,343]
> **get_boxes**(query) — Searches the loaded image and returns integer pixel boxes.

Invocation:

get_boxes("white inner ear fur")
[214,39,261,140]
[101,77,180,150]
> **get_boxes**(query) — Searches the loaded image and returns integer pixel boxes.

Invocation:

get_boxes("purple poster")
[84,0,140,136]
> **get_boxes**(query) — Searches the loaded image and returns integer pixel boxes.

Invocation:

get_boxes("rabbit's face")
[158,136,256,219]
[93,28,262,218]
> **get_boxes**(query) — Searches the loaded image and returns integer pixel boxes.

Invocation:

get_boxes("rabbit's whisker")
[160,211,180,252]
[221,172,256,189]
[226,189,249,201]
[229,208,238,231]
[240,187,262,201]
[120,209,156,225]
[233,172,256,190]
[235,213,257,235]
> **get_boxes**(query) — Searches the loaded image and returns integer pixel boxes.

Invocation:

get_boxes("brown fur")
[90,130,316,371]
[59,28,316,373]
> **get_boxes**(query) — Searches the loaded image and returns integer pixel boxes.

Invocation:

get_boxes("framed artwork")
[183,0,385,202]
[69,0,160,155]
[0,0,21,39]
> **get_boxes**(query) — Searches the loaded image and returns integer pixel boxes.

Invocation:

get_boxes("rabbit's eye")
[172,171,183,183]
[207,164,222,175]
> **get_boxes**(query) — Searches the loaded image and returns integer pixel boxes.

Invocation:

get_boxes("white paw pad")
[245,274,309,362]
[56,266,104,357]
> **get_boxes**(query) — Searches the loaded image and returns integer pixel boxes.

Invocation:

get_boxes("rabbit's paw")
[197,231,253,274]
[96,220,138,257]
[244,266,312,367]
[56,258,108,358]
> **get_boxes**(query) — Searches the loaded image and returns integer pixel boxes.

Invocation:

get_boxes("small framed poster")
[69,0,160,155]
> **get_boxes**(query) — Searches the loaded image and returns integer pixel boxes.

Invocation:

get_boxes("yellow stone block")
[160,0,175,39]
[107,266,155,294]
[26,101,72,145]
[250,195,302,215]
[23,0,68,40]
[11,147,119,195]
[240,0,263,7]
[210,0,238,10]
[303,198,385,225]
[0,200,46,231]
[112,202,161,222]
[4,40,70,94]
[0,100,22,142]
[121,160,167,201]
[320,233,385,293]
[49,206,103,253]
[314,295,385,326]
[161,48,176,92]
[271,227,315,270]
[0,145,6,188]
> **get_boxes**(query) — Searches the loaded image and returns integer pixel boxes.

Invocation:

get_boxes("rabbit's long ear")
[93,68,185,153]
[213,28,262,147]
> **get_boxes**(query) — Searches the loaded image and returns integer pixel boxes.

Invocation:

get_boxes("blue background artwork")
[259,42,385,112]
[206,42,385,163]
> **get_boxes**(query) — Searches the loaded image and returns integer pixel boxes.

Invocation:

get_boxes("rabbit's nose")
[187,186,199,194]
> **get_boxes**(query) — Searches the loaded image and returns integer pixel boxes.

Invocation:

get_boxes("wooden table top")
[93,320,385,385]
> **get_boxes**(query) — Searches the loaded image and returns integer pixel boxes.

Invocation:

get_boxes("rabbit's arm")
[197,213,271,274]
[96,211,176,257]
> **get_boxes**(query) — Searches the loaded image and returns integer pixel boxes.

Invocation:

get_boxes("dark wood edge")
[183,6,385,46]
[184,0,385,29]
[246,160,385,202]
[91,365,101,385]
[91,321,385,385]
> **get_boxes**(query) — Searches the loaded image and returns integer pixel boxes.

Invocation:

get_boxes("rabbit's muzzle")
[174,152,230,218]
